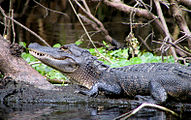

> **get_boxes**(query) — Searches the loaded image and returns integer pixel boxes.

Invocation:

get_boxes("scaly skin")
[28,43,191,104]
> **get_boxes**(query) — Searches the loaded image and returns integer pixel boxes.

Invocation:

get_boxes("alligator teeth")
[29,49,67,60]
[29,49,46,57]
[36,52,45,56]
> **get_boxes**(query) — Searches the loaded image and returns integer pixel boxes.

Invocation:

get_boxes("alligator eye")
[60,45,68,51]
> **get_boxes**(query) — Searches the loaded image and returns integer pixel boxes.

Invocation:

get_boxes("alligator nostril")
[60,45,68,50]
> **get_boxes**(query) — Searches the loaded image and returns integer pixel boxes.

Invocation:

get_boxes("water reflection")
[0,102,188,120]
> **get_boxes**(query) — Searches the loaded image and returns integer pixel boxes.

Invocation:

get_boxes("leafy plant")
[53,43,61,48]
[0,73,3,78]
[75,40,83,46]
[89,41,175,68]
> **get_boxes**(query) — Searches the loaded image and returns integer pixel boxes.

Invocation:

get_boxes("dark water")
[1,101,191,120]
[1,102,187,120]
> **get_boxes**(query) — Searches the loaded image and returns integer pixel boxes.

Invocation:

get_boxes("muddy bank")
[1,77,191,113]
[0,77,131,105]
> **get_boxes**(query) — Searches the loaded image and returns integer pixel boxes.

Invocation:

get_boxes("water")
[0,103,181,120]
[1,102,191,120]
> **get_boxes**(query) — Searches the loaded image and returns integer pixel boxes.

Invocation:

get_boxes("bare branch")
[174,33,190,45]
[154,39,191,56]
[114,103,179,119]
[0,6,50,46]
[154,0,178,60]
[74,0,121,48]
[179,0,191,7]
[78,14,100,32]
[33,0,68,17]
[138,34,153,51]
[68,0,113,63]
[103,0,166,37]
[11,9,15,44]
[169,0,191,49]
[82,0,91,13]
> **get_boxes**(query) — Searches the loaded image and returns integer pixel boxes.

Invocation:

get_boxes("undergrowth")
[89,47,174,68]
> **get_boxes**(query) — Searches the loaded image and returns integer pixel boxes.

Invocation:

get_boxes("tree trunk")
[0,35,54,90]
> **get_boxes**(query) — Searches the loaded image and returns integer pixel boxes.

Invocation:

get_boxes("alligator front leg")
[149,80,167,104]
[77,83,99,97]
[77,82,122,97]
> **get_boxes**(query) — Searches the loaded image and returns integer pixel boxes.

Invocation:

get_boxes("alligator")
[28,43,191,104]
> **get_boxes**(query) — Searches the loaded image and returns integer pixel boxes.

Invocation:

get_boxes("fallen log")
[0,35,54,90]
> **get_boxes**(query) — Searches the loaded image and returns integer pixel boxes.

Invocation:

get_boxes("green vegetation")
[89,40,174,67]
[0,73,3,78]
[89,47,174,68]
[21,42,174,81]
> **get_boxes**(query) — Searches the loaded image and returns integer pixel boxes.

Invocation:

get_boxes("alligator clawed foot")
[135,95,157,104]
[74,90,80,94]
[74,90,98,97]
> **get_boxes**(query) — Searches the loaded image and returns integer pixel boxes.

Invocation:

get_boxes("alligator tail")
[173,65,191,79]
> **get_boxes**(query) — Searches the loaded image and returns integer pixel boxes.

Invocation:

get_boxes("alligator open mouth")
[29,49,45,57]
[29,49,72,61]
[29,49,49,58]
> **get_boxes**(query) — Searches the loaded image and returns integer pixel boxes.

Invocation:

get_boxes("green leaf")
[53,43,61,48]
[129,57,142,64]
[19,42,26,48]
[75,40,83,45]
[89,48,95,53]
[102,41,109,48]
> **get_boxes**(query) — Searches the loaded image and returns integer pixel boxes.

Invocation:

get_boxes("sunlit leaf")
[75,40,83,45]
[53,43,61,48]
[19,42,26,48]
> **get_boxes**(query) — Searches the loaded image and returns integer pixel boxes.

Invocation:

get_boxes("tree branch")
[154,0,178,60]
[68,0,113,63]
[103,0,166,37]
[169,0,191,49]
[0,6,50,46]
[179,0,191,7]
[115,103,179,119]
[73,0,121,48]
[33,0,68,17]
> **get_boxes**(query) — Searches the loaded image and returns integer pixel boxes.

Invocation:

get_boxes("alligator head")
[28,43,92,73]
[28,43,100,89]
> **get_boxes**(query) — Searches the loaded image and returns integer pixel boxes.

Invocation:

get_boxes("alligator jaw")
[28,46,79,73]
[29,49,47,58]
[29,48,68,60]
